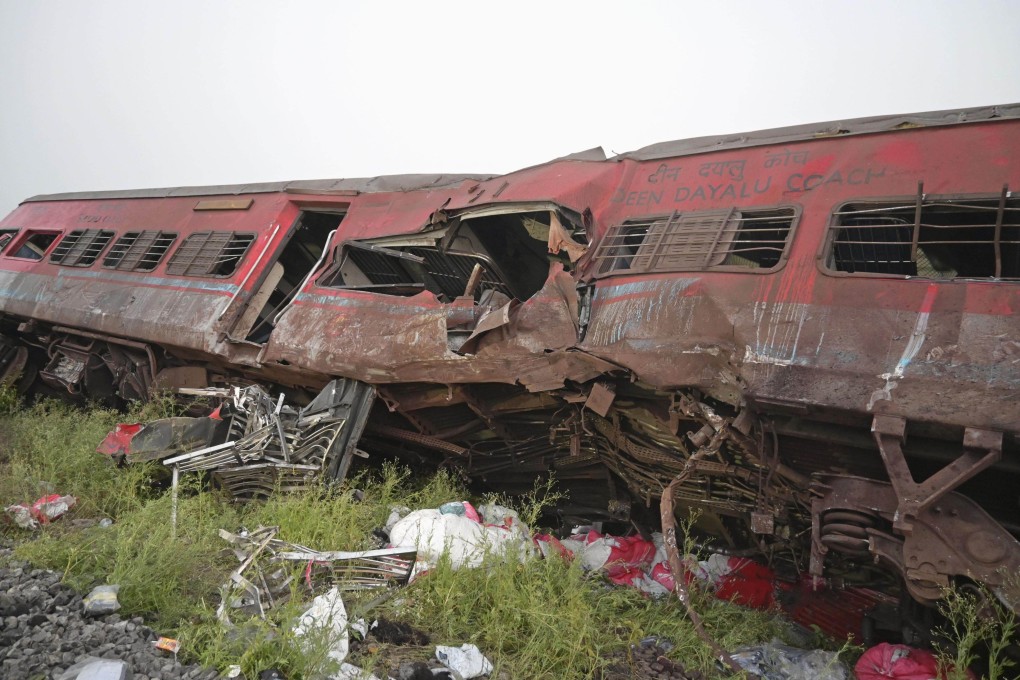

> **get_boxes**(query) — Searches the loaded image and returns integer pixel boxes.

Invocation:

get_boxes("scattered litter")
[5,493,76,530]
[82,584,121,616]
[259,670,285,680]
[435,644,493,679]
[855,642,976,680]
[332,663,385,680]
[56,656,131,680]
[729,640,848,680]
[153,636,180,653]
[292,586,350,664]
[397,662,451,680]
[99,518,114,528]
[540,529,782,608]
[349,618,373,639]
[226,665,243,679]
[389,502,531,570]
[371,617,429,646]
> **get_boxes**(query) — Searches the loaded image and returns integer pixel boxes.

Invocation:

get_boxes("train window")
[103,231,178,271]
[594,206,797,277]
[827,191,1020,280]
[6,230,61,260]
[166,231,256,277]
[49,229,115,267]
[0,229,17,253]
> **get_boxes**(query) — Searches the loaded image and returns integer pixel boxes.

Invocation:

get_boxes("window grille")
[49,229,115,267]
[828,186,1019,280]
[166,231,255,277]
[103,231,177,271]
[594,207,796,277]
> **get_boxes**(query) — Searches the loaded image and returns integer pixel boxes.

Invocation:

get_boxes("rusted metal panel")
[2,104,1019,616]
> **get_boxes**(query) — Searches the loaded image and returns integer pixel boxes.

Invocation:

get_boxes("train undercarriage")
[2,317,1019,632]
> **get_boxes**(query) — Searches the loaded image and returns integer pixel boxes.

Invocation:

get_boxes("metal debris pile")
[216,526,416,623]
[150,380,375,499]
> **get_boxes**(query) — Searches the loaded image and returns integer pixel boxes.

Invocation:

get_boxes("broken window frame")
[4,229,62,261]
[49,229,116,267]
[821,187,1020,281]
[103,230,179,272]
[592,205,799,278]
[0,229,17,254]
[166,231,257,278]
[316,203,586,302]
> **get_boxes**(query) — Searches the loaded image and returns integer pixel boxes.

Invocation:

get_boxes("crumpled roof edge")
[24,173,494,204]
[614,102,1020,162]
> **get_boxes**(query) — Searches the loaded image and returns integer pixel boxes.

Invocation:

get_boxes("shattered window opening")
[49,229,116,267]
[243,210,342,343]
[827,193,1020,279]
[103,231,178,271]
[320,209,577,302]
[166,231,256,277]
[6,230,61,261]
[594,207,797,277]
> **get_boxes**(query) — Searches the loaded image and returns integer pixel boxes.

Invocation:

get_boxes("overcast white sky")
[2,0,1019,217]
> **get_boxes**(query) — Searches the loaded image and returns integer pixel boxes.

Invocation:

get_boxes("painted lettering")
[618,190,664,206]
[670,178,773,204]
[786,167,887,192]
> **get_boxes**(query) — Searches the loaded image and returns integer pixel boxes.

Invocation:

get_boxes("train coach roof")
[24,173,495,203]
[23,103,1020,204]
[614,102,1020,162]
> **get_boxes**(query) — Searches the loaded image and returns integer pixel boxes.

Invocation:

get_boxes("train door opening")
[239,210,343,343]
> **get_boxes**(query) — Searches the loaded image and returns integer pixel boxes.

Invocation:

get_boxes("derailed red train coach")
[1,104,1018,619]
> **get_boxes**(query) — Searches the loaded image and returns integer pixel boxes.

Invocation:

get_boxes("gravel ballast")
[0,542,219,680]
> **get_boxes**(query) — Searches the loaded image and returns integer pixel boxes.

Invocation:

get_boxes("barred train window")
[49,229,115,267]
[166,231,255,277]
[103,231,177,271]
[593,207,796,277]
[828,191,1019,279]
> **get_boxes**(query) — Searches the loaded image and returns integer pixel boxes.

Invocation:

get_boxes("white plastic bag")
[57,657,131,680]
[435,643,493,679]
[292,586,349,664]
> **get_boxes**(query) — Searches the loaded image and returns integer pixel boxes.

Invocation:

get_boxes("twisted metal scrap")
[659,444,760,679]
[216,526,417,623]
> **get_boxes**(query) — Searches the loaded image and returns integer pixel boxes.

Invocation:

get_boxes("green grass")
[0,389,794,678]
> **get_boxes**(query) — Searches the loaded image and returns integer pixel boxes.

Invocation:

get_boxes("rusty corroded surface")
[2,105,1019,614]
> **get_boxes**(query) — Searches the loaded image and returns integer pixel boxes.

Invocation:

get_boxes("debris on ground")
[854,642,977,680]
[601,636,705,680]
[728,640,849,680]
[0,542,218,680]
[434,644,493,679]
[216,526,417,622]
[83,585,121,617]
[388,501,531,571]
[292,586,350,665]
[98,380,376,499]
[5,493,77,530]
[56,657,131,680]
[539,528,778,608]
